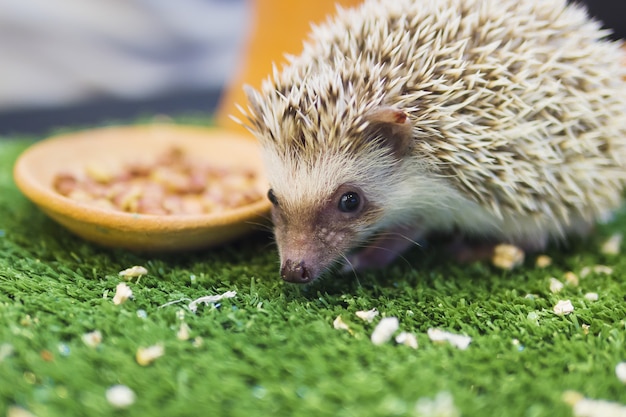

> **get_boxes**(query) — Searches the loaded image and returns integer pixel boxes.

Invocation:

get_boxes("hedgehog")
[237,0,626,284]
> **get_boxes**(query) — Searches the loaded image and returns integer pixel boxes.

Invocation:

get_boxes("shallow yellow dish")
[13,124,271,252]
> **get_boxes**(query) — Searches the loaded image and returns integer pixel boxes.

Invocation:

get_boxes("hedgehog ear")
[363,107,412,158]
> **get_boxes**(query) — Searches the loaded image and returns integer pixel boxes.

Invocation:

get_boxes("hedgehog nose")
[281,260,313,284]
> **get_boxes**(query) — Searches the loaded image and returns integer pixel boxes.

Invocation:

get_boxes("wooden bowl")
[13,124,271,252]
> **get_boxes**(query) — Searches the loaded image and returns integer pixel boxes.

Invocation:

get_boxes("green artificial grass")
[1,127,625,417]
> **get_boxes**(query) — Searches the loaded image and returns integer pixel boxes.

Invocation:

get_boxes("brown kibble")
[53,173,78,196]
[40,350,54,362]
[53,147,263,216]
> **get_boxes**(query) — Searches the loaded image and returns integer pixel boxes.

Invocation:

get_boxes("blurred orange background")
[216,0,362,134]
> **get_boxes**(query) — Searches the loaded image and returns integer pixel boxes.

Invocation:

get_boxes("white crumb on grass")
[549,277,564,293]
[176,323,191,341]
[563,390,626,417]
[333,315,350,332]
[580,265,613,278]
[395,332,418,349]
[118,265,148,278]
[0,343,14,362]
[158,291,237,312]
[82,330,103,348]
[106,385,136,409]
[113,283,133,305]
[188,291,236,313]
[427,328,472,350]
[616,362,626,384]
[415,391,460,417]
[601,233,622,255]
[136,344,164,366]
[492,244,524,270]
[371,317,399,345]
[584,293,599,302]
[593,265,613,275]
[355,308,379,323]
[553,300,574,316]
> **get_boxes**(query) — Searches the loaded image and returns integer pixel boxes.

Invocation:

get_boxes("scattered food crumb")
[82,330,103,348]
[7,407,38,417]
[0,343,14,362]
[535,255,552,268]
[113,283,133,305]
[355,308,379,323]
[553,300,575,316]
[511,339,525,351]
[580,265,614,278]
[106,385,136,409]
[371,317,399,346]
[176,323,191,341]
[492,244,525,270]
[40,350,54,362]
[616,362,626,384]
[549,277,564,293]
[582,324,590,335]
[593,265,613,275]
[563,390,626,417]
[136,344,164,366]
[333,315,351,333]
[584,293,599,302]
[601,233,622,255]
[427,328,472,350]
[395,332,418,349]
[415,391,460,417]
[192,336,204,348]
[527,311,540,324]
[20,315,33,327]
[187,291,237,313]
[118,265,148,278]
[136,309,148,319]
[564,271,579,286]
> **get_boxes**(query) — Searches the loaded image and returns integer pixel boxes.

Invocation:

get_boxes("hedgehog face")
[255,106,415,283]
[266,177,383,283]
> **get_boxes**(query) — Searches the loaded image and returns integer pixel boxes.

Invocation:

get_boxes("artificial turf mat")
[0,129,625,417]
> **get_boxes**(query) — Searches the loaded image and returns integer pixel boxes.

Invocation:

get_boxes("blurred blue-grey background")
[0,0,623,136]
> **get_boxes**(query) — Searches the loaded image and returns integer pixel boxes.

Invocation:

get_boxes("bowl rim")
[13,124,272,232]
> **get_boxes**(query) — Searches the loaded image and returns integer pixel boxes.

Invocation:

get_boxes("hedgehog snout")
[280,259,314,284]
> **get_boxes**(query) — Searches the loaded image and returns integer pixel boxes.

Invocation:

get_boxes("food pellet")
[113,283,133,305]
[553,300,574,316]
[371,317,399,345]
[106,385,136,409]
[355,308,379,323]
[54,147,264,215]
[136,344,164,366]
[492,244,524,270]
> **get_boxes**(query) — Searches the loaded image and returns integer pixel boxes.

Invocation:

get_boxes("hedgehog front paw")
[340,226,424,274]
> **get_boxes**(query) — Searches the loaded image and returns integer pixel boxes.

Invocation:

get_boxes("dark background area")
[0,0,624,137]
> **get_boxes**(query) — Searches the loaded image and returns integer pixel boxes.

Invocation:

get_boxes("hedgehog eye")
[267,189,279,206]
[338,191,361,212]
